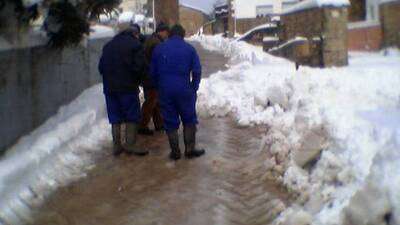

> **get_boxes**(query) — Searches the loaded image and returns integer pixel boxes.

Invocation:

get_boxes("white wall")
[366,0,380,21]
[233,0,297,19]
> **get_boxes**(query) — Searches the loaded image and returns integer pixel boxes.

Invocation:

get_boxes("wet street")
[30,42,290,225]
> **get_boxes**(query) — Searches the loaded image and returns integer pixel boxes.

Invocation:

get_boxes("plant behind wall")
[0,0,121,48]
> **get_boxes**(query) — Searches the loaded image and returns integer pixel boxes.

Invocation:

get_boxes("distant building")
[210,0,298,36]
[233,0,298,19]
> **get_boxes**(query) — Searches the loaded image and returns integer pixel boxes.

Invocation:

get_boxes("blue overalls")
[98,32,145,124]
[150,36,202,132]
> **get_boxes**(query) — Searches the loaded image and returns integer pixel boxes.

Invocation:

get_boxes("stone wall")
[280,7,348,67]
[0,37,109,154]
[180,6,209,36]
[154,0,179,25]
[380,0,400,48]
[203,22,214,35]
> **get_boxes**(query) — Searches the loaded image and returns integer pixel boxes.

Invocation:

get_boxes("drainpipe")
[152,0,156,30]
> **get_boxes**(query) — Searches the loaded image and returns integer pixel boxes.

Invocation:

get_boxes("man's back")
[151,36,201,92]
[99,32,144,93]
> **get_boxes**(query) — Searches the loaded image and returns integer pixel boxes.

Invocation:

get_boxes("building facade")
[348,0,400,50]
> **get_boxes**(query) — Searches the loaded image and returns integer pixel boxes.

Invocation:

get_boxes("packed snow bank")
[190,35,400,225]
[0,85,110,225]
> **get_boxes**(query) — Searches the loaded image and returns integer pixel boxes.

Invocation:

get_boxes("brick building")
[179,4,210,36]
[347,0,400,50]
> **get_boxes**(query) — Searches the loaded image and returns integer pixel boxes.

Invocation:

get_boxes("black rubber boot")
[167,130,181,161]
[138,127,154,136]
[112,124,123,156]
[183,125,205,159]
[122,123,149,156]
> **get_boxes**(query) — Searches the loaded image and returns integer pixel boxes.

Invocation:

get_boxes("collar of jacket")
[169,35,183,40]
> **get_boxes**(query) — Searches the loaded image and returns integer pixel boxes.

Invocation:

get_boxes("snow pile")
[235,23,277,40]
[0,85,110,225]
[118,11,134,23]
[89,25,115,39]
[191,35,400,225]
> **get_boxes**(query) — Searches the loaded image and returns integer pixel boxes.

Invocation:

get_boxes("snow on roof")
[180,3,210,14]
[179,0,215,14]
[118,11,134,23]
[215,0,228,7]
[235,23,278,41]
[282,0,350,15]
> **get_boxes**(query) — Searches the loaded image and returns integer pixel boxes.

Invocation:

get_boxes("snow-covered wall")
[0,37,110,154]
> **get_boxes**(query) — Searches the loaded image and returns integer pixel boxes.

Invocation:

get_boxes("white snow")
[180,0,216,14]
[348,20,381,30]
[190,35,400,225]
[89,25,115,39]
[0,85,110,225]
[235,23,277,39]
[282,0,350,15]
[118,11,135,24]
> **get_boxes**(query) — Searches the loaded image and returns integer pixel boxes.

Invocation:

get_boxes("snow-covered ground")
[190,35,400,225]
[0,86,111,225]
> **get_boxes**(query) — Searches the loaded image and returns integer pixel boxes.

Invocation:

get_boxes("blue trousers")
[104,92,141,124]
[159,88,198,132]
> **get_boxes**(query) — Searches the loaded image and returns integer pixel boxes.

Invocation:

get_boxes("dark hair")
[170,24,185,38]
[131,23,141,33]
[156,22,170,33]
[121,26,140,36]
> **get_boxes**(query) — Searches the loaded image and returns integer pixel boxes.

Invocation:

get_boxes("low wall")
[380,0,400,48]
[0,37,110,154]
[348,22,382,51]
[280,6,348,67]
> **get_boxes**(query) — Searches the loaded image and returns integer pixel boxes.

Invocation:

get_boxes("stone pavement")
[30,42,291,225]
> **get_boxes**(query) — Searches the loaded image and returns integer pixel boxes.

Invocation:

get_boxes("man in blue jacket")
[98,26,148,156]
[150,24,205,160]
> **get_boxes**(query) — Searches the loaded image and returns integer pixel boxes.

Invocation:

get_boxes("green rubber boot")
[112,124,123,156]
[167,130,181,161]
[121,123,149,156]
[183,125,205,159]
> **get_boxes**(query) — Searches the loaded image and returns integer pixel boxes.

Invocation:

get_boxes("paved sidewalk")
[30,42,290,225]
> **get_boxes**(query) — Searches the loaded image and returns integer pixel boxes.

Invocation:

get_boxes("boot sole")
[125,151,149,156]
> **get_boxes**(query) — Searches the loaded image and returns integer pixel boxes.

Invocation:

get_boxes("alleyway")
[30,43,291,225]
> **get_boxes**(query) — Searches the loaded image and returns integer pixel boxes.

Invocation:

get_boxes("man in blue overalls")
[150,24,205,160]
[99,26,148,156]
